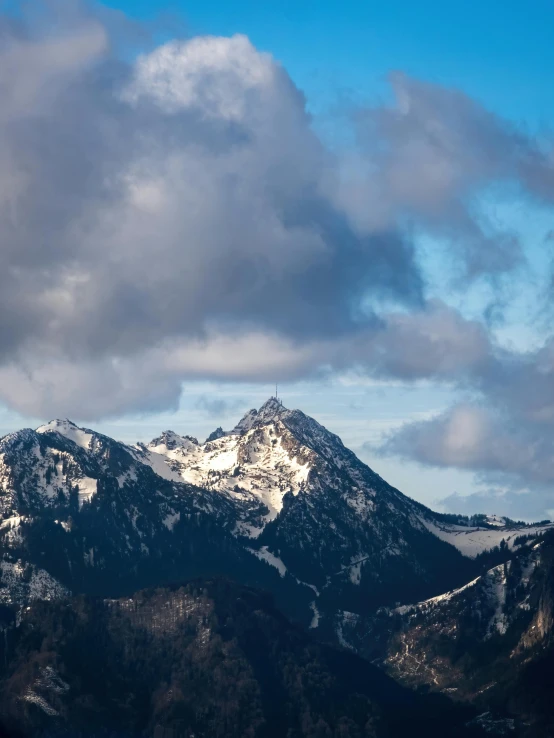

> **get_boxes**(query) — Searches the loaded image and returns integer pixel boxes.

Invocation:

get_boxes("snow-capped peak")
[36,419,93,450]
[230,397,286,435]
[257,396,286,421]
[135,397,314,537]
[36,419,78,434]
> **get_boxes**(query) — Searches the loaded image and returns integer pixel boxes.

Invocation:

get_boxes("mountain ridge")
[1,398,553,734]
[0,398,552,643]
[339,530,554,736]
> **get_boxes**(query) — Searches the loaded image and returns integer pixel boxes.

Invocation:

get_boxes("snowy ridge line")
[1,400,550,563]
[1,395,553,641]
[136,399,314,538]
[393,544,542,639]
[394,574,482,616]
[420,516,554,558]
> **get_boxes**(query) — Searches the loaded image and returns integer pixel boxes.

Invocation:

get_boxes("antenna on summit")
[275,383,278,401]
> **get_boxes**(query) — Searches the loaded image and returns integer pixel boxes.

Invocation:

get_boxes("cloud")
[360,301,491,380]
[342,72,554,279]
[381,340,554,517]
[1,1,554,428]
[384,403,553,482]
[194,395,245,419]
[0,302,486,418]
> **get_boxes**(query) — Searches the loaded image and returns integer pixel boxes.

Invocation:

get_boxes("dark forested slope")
[0,578,490,738]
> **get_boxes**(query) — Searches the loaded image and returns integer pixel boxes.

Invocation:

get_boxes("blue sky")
[1,0,554,519]
[105,0,554,128]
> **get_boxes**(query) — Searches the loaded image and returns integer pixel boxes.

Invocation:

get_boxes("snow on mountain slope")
[1,398,553,646]
[337,531,554,732]
[335,540,545,684]
[393,546,540,637]
[0,420,228,526]
[420,517,554,557]
[36,420,94,450]
[133,399,481,612]
[0,426,99,514]
[0,401,445,624]
[0,413,311,629]
[0,560,68,620]
[138,399,312,537]
[355,537,552,700]
[142,398,553,556]
[484,514,509,527]
[130,397,554,617]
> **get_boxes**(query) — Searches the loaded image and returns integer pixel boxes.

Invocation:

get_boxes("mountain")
[1,399,553,734]
[138,398,553,626]
[0,417,308,624]
[0,578,492,738]
[0,401,551,639]
[337,530,554,737]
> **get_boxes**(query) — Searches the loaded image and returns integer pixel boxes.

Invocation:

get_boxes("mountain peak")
[36,419,78,433]
[149,430,198,451]
[35,419,94,450]
[230,397,287,435]
[205,426,225,443]
[257,396,287,418]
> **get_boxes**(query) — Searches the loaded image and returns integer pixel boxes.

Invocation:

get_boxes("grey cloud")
[345,72,554,279]
[194,395,245,419]
[381,343,554,512]
[0,3,553,422]
[362,301,491,380]
[384,403,554,484]
[0,15,422,363]
[0,302,489,419]
[478,341,554,427]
